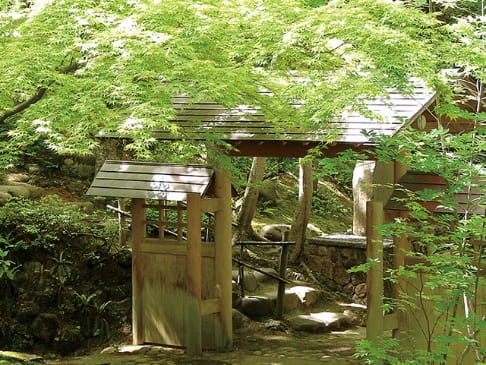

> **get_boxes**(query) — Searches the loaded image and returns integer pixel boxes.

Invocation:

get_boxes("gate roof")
[150,83,435,157]
[86,160,215,201]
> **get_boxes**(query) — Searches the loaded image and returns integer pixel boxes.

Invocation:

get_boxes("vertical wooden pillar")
[186,193,202,356]
[214,168,233,351]
[276,231,290,319]
[366,201,384,341]
[131,198,145,345]
[393,210,411,337]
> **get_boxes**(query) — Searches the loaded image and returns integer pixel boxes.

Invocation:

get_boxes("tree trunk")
[233,157,267,243]
[289,158,313,263]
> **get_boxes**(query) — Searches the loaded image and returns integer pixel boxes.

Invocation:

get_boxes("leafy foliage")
[0,0,483,162]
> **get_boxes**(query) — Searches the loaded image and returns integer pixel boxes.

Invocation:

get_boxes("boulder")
[239,296,274,318]
[310,312,352,330]
[264,291,300,312]
[0,191,11,205]
[260,224,291,242]
[232,308,250,329]
[285,286,321,308]
[69,201,95,214]
[253,267,278,283]
[289,311,352,332]
[0,185,30,198]
[288,315,327,332]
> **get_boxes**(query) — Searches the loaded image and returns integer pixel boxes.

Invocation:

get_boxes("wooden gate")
[87,161,233,355]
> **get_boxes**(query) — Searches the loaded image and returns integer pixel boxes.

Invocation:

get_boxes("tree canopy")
[0,0,484,164]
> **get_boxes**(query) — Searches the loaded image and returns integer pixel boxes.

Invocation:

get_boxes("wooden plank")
[366,201,384,342]
[200,198,222,213]
[131,198,145,345]
[201,298,221,316]
[90,179,207,193]
[383,313,399,331]
[95,171,213,184]
[236,241,296,246]
[186,193,202,356]
[87,187,190,201]
[213,168,233,351]
[101,161,213,176]
[141,241,216,258]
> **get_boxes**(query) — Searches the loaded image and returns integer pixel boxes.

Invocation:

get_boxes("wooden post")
[276,231,290,319]
[366,201,384,342]
[214,168,233,351]
[393,211,410,337]
[186,193,202,356]
[131,198,145,345]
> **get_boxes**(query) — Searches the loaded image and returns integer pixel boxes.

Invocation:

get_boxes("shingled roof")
[149,83,435,157]
[86,160,215,201]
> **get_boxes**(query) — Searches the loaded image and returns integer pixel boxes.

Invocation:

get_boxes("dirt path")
[48,325,365,365]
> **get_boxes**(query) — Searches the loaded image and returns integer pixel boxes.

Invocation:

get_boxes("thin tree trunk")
[289,158,313,263]
[233,157,267,243]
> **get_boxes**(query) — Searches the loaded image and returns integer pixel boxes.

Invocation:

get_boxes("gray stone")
[232,308,250,329]
[69,201,95,214]
[32,313,59,343]
[310,312,352,330]
[253,267,278,283]
[286,286,321,308]
[289,312,352,332]
[264,290,300,312]
[288,315,328,332]
[354,283,367,298]
[333,264,350,285]
[100,346,118,354]
[0,185,30,198]
[0,191,11,205]
[260,224,291,242]
[239,296,274,318]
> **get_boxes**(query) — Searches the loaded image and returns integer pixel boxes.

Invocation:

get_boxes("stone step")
[288,312,353,333]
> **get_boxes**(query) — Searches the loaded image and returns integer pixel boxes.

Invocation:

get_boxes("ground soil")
[48,324,365,365]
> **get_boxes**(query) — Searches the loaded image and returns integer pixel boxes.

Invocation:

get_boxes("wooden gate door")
[131,192,231,354]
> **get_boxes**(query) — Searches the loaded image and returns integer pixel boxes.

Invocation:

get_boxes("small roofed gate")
[87,161,233,355]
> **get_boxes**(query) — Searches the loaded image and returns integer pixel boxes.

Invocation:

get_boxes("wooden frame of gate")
[87,161,232,356]
[366,171,485,364]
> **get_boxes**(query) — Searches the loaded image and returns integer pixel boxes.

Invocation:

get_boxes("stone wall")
[303,234,392,304]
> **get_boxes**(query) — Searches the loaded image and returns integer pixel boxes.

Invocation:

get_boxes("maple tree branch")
[0,61,80,124]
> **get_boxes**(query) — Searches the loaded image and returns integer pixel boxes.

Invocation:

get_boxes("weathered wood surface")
[213,169,233,351]
[385,170,485,214]
[395,273,486,365]
[87,161,214,201]
[152,85,435,145]
[366,201,384,342]
[131,198,145,345]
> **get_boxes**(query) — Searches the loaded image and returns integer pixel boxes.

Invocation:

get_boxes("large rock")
[285,286,321,308]
[232,308,251,329]
[289,311,352,332]
[260,224,291,242]
[264,291,300,312]
[239,296,275,318]
[253,267,278,283]
[231,270,259,292]
[0,185,30,198]
[0,191,11,205]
